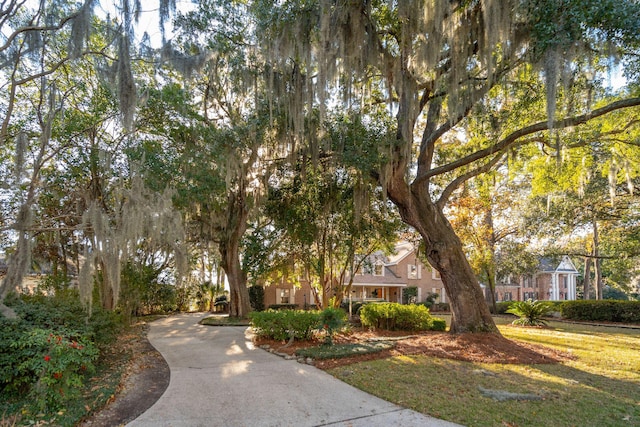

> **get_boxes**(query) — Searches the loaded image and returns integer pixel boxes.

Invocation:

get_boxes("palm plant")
[506,299,553,326]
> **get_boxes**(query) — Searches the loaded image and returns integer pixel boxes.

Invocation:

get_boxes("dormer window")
[408,264,421,279]
[374,262,384,276]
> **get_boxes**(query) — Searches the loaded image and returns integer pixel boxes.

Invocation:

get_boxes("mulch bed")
[254,327,574,370]
[79,325,170,426]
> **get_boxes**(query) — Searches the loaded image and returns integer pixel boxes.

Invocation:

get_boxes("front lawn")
[327,319,640,427]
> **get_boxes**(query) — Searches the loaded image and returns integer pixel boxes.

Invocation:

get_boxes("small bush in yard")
[16,329,98,411]
[249,310,321,340]
[319,307,347,345]
[0,292,114,416]
[494,301,513,314]
[506,299,553,326]
[359,303,444,331]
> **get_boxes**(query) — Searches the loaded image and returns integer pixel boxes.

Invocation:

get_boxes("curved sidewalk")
[127,313,461,427]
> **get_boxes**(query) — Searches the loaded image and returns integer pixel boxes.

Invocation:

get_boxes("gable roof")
[538,255,578,274]
[386,241,415,265]
[349,265,406,286]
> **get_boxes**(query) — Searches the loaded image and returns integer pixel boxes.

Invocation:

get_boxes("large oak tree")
[252,0,640,332]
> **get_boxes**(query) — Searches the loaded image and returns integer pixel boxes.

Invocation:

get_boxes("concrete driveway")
[126,312,461,427]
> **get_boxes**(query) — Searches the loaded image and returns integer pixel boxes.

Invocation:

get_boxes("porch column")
[551,273,558,300]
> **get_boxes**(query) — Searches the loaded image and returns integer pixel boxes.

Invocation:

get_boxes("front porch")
[344,284,405,304]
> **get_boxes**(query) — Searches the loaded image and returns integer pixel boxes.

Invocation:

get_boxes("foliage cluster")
[560,300,640,323]
[119,263,177,319]
[249,309,322,341]
[0,292,123,415]
[340,300,367,315]
[494,301,514,314]
[268,303,299,310]
[402,286,418,304]
[319,307,347,345]
[359,303,446,331]
[506,299,554,326]
[248,285,265,311]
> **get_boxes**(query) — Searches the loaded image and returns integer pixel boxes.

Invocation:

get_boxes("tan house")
[493,255,579,302]
[262,242,447,308]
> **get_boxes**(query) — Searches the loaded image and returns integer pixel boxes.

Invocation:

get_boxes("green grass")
[327,319,640,427]
[200,315,251,326]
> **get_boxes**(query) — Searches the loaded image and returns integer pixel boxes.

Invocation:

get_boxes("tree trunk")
[220,242,251,317]
[486,271,498,314]
[218,190,251,318]
[583,256,592,299]
[99,259,115,310]
[592,216,603,300]
[388,183,498,334]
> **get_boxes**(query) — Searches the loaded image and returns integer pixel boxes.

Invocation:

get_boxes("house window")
[408,264,421,279]
[432,268,441,280]
[277,288,290,304]
[374,262,384,276]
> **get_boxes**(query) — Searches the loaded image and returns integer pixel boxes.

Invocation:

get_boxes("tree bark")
[218,190,251,318]
[592,216,603,300]
[583,256,592,299]
[220,240,251,317]
[387,180,498,333]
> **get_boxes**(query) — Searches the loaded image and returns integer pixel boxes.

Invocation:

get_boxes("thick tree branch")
[414,97,640,186]
[436,152,505,209]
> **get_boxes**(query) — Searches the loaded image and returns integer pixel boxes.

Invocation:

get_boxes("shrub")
[430,317,447,331]
[319,307,347,345]
[494,301,514,315]
[268,303,299,310]
[506,300,553,326]
[249,310,321,340]
[340,300,366,315]
[402,286,418,304]
[248,285,265,311]
[560,300,640,323]
[0,294,109,412]
[359,303,444,331]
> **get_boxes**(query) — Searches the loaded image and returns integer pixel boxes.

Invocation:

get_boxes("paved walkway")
[127,313,461,427]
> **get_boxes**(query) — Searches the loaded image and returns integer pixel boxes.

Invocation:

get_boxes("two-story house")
[261,242,447,308]
[493,255,579,302]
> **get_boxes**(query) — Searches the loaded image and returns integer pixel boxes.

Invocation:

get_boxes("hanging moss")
[79,176,187,313]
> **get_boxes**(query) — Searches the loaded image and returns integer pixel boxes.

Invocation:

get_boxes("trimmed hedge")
[560,300,640,323]
[494,301,513,314]
[359,303,446,331]
[268,303,299,310]
[249,310,321,340]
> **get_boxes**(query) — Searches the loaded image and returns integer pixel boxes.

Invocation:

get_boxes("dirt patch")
[254,327,574,370]
[79,325,170,426]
